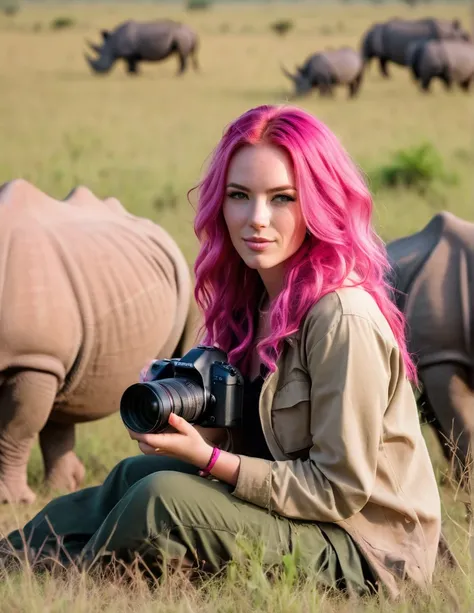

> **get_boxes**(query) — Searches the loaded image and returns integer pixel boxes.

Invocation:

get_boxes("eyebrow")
[226,182,296,193]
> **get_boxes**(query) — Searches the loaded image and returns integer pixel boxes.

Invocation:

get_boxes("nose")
[248,197,271,230]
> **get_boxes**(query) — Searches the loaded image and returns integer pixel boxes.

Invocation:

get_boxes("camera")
[120,345,244,434]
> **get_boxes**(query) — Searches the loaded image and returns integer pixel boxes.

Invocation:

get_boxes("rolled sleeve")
[233,455,273,509]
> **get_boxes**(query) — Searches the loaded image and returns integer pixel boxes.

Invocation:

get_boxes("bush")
[50,16,76,30]
[0,0,20,16]
[186,0,212,11]
[152,183,179,212]
[270,19,294,36]
[369,143,458,194]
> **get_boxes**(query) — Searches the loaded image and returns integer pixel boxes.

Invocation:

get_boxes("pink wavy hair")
[191,105,417,382]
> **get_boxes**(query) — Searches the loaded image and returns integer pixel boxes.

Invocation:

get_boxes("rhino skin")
[0,179,202,504]
[407,39,474,92]
[85,19,199,76]
[361,19,399,75]
[360,17,470,78]
[387,212,474,489]
[281,47,364,98]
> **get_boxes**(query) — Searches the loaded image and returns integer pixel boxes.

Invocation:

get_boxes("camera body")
[120,345,244,434]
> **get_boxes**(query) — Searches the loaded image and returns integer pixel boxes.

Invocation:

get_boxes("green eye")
[273,194,295,203]
[228,191,247,200]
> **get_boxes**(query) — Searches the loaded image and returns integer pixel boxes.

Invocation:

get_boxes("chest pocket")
[271,380,313,454]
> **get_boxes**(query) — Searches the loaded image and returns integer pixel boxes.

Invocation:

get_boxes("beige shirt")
[230,286,441,599]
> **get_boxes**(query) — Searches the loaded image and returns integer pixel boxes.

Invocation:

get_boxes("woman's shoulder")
[302,286,396,346]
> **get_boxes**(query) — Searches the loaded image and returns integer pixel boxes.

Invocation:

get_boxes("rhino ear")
[452,19,460,29]
[101,29,110,41]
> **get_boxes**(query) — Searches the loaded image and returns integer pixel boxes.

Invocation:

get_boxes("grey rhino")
[407,39,474,91]
[0,179,202,504]
[85,19,199,76]
[281,47,364,98]
[361,17,470,78]
[387,212,474,488]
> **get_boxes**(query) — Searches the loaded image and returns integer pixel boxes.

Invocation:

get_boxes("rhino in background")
[407,39,474,91]
[281,47,364,98]
[387,212,474,491]
[85,19,199,76]
[361,17,470,78]
[0,179,203,504]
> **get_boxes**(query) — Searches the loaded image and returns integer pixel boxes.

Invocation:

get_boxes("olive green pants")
[3,455,375,595]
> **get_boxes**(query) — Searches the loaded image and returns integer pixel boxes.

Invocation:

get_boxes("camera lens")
[120,377,205,434]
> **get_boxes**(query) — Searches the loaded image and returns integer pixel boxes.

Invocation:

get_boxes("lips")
[243,237,274,252]
[243,237,273,244]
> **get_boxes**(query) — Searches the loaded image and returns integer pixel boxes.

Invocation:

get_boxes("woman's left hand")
[127,412,213,469]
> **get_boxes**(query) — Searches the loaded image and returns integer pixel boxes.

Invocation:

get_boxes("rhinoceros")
[0,179,202,504]
[281,47,364,98]
[407,39,474,91]
[361,17,470,78]
[387,212,474,489]
[85,19,199,76]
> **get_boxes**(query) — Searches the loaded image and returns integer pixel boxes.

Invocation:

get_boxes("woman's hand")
[127,412,214,469]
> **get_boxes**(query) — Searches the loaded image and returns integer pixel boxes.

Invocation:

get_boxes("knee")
[113,453,172,482]
[138,470,191,503]
[134,471,198,525]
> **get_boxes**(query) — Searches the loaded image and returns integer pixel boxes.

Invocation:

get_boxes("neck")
[258,264,284,301]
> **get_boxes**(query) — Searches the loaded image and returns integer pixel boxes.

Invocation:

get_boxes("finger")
[138,441,160,455]
[138,432,173,448]
[168,412,193,434]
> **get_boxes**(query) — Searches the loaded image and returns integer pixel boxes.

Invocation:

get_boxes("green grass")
[0,2,473,610]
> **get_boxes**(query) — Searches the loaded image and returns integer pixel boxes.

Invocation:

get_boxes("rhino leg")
[0,371,57,504]
[459,78,471,91]
[125,57,140,75]
[419,362,473,491]
[39,420,85,492]
[348,72,363,98]
[420,75,432,92]
[440,74,452,91]
[379,57,389,78]
[177,51,188,76]
[318,80,334,97]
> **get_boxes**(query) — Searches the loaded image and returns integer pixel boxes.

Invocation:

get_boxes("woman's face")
[223,143,307,297]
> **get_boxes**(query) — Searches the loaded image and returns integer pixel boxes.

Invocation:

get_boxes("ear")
[452,19,460,29]
[101,30,110,41]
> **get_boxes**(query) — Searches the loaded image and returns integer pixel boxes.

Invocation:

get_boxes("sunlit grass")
[0,2,473,610]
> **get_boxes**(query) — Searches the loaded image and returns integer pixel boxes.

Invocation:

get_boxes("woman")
[2,105,441,599]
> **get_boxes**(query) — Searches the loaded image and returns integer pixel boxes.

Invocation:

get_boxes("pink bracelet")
[198,447,221,477]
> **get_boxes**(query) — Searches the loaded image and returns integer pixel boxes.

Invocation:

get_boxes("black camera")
[120,345,244,434]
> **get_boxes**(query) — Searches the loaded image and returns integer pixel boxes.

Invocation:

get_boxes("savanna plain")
[0,1,473,611]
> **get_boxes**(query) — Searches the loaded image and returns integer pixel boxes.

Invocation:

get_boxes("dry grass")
[0,1,473,610]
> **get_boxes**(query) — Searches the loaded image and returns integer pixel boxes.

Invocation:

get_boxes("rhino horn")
[85,53,100,72]
[86,39,103,55]
[84,52,113,74]
[280,63,297,81]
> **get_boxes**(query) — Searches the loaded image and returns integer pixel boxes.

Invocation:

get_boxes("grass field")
[0,2,473,611]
